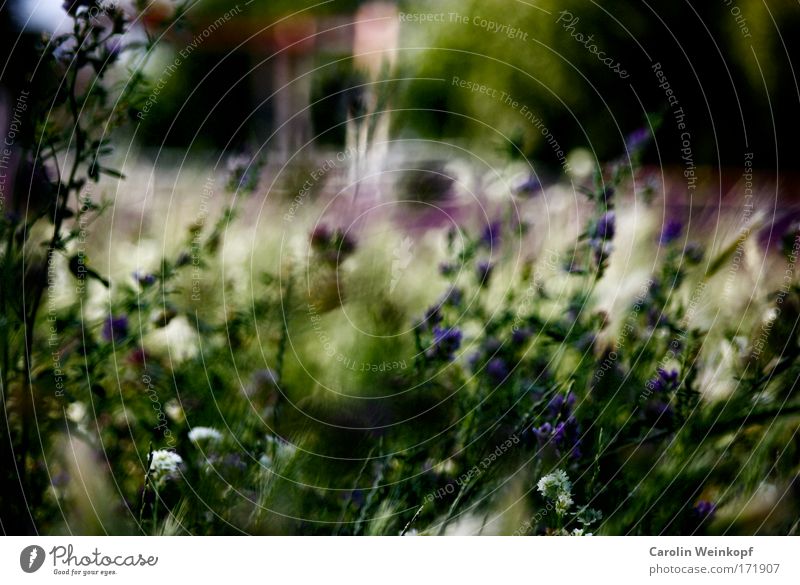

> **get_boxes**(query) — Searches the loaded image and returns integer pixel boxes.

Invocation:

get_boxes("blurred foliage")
[128,0,800,166]
[393,0,800,168]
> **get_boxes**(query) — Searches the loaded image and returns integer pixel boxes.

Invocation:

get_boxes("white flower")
[66,402,86,423]
[258,436,297,470]
[536,469,572,500]
[264,435,297,460]
[555,493,574,515]
[571,528,593,536]
[188,426,223,444]
[149,450,183,487]
[165,399,184,423]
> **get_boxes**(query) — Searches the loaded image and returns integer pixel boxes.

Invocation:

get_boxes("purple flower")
[539,392,581,456]
[106,38,123,62]
[486,358,509,383]
[532,388,583,458]
[427,326,462,361]
[566,392,577,409]
[516,176,543,197]
[348,489,365,508]
[534,422,553,443]
[533,417,582,459]
[693,500,716,519]
[553,417,581,456]
[442,287,463,307]
[511,327,532,344]
[226,153,260,192]
[648,376,666,393]
[625,127,651,153]
[591,239,613,265]
[547,394,565,417]
[552,421,568,443]
[476,260,494,284]
[51,471,70,487]
[133,271,156,287]
[659,219,683,245]
[480,221,501,248]
[52,43,73,67]
[589,211,616,266]
[102,315,128,342]
[547,392,576,419]
[594,211,616,240]
[657,368,679,385]
[648,368,679,394]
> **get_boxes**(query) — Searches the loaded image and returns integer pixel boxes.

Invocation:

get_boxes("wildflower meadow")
[1,0,799,550]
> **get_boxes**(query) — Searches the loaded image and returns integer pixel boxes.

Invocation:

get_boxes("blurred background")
[3,0,799,167]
